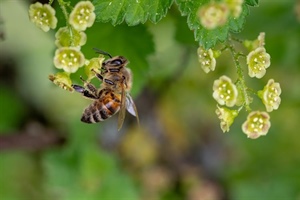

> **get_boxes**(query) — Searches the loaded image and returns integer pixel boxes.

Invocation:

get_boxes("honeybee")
[72,49,139,130]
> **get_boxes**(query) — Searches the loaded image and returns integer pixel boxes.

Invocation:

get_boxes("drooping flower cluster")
[28,1,96,91]
[198,32,280,139]
[197,0,244,29]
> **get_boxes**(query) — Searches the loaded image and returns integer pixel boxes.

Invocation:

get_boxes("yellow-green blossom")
[198,2,229,29]
[225,0,244,18]
[69,1,96,31]
[197,47,216,73]
[213,76,238,107]
[84,56,105,81]
[216,105,238,132]
[247,47,271,78]
[258,79,282,112]
[55,26,87,48]
[28,2,57,32]
[54,47,85,73]
[49,72,73,92]
[242,111,271,139]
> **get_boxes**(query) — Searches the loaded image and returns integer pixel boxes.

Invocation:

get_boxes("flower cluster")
[199,32,281,139]
[197,0,244,30]
[29,1,96,91]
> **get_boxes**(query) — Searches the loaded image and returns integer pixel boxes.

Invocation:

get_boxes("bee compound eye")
[111,59,122,66]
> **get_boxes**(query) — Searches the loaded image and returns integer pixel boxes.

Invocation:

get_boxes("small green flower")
[258,79,282,112]
[225,0,244,18]
[55,26,87,48]
[244,32,266,51]
[54,47,85,73]
[197,47,216,73]
[198,2,229,30]
[216,105,238,132]
[49,72,73,92]
[69,1,96,31]
[242,111,271,139]
[28,2,57,32]
[84,56,105,81]
[247,47,271,78]
[213,76,238,107]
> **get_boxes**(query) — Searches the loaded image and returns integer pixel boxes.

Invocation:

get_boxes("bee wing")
[126,94,140,126]
[117,84,127,131]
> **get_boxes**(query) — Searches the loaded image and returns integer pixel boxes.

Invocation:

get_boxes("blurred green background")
[0,0,299,200]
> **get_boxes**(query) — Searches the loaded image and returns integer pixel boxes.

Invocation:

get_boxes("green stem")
[228,42,251,112]
[57,0,74,46]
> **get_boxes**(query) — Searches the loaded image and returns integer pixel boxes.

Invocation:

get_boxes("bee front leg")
[72,84,99,100]
[72,85,98,99]
[72,76,99,99]
[79,76,99,96]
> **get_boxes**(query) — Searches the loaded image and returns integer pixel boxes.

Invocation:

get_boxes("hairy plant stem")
[228,43,251,111]
[57,0,74,46]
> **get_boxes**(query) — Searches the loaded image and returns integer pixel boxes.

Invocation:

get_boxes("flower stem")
[228,41,251,111]
[57,0,74,46]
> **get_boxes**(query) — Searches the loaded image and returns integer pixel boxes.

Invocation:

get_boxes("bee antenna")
[93,48,112,58]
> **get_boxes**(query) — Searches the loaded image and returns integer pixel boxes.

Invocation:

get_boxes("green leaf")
[175,0,250,49]
[93,0,174,26]
[81,22,155,96]
[245,0,259,7]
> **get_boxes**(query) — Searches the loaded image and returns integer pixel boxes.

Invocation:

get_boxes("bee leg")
[72,84,99,100]
[91,69,104,81]
[79,76,99,97]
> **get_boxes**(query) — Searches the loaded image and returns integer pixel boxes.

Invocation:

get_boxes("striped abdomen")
[81,92,121,123]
